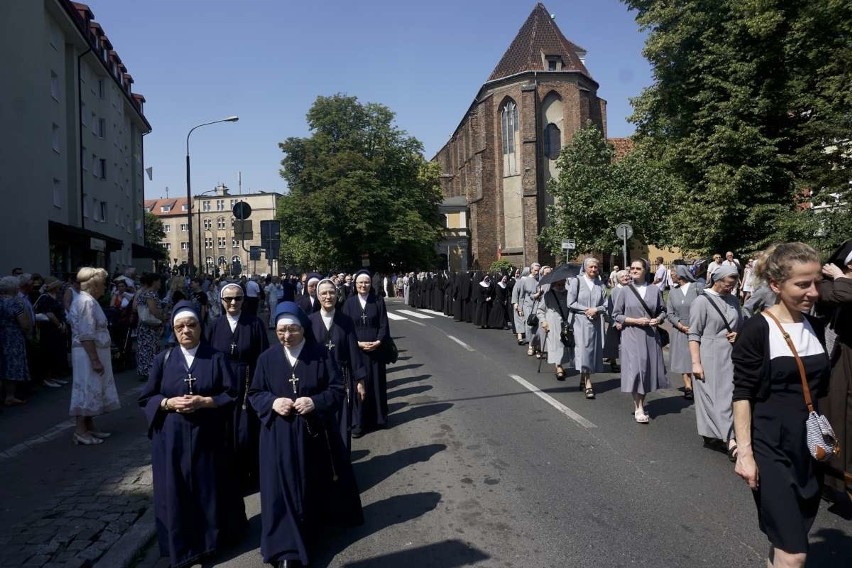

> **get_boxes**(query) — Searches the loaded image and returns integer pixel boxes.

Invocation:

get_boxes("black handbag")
[526,304,539,328]
[382,336,399,365]
[549,289,575,348]
[627,285,669,347]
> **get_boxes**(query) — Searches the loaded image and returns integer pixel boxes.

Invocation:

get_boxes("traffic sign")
[616,223,633,240]
[233,201,252,220]
[249,246,261,261]
[561,239,576,250]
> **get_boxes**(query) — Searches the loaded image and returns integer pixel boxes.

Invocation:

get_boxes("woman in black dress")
[732,243,830,567]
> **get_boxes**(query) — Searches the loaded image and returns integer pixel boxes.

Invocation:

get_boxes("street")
[1,298,850,567]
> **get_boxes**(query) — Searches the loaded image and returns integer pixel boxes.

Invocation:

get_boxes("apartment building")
[0,1,152,276]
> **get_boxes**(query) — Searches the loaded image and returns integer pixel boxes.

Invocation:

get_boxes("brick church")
[434,2,608,270]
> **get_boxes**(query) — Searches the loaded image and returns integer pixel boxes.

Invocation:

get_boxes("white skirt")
[69,346,121,417]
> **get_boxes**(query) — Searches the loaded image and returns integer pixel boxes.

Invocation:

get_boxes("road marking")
[419,309,450,318]
[397,309,433,319]
[447,335,475,351]
[0,385,146,462]
[508,374,598,429]
[387,312,408,321]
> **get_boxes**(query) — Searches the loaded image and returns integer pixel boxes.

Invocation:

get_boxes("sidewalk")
[0,368,156,568]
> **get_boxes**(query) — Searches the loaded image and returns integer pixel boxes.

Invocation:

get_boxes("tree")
[623,0,852,256]
[143,211,167,255]
[277,94,444,271]
[540,123,678,257]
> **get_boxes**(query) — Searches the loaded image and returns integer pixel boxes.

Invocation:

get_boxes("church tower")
[434,2,606,269]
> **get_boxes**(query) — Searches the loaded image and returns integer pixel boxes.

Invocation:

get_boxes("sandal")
[555,369,566,381]
[527,347,535,356]
[585,387,595,399]
[684,388,693,400]
[634,410,649,424]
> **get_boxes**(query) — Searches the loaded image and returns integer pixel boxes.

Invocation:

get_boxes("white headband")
[845,250,852,266]
[276,315,300,328]
[221,283,242,295]
[173,309,198,324]
[307,277,320,286]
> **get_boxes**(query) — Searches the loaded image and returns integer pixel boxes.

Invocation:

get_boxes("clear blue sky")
[88,0,651,200]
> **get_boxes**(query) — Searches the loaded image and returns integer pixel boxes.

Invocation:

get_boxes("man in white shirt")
[652,257,669,290]
[706,253,723,287]
[244,276,261,316]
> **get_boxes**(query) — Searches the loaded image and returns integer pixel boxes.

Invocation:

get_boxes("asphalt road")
[133,298,852,568]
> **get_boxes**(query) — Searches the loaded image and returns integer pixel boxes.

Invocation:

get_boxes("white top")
[634,284,648,300]
[680,282,691,295]
[245,280,260,298]
[581,274,595,291]
[179,344,200,368]
[765,315,825,359]
[321,308,334,330]
[358,293,368,310]
[284,339,305,367]
[226,313,239,333]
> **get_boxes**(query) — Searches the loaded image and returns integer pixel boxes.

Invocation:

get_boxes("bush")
[489,260,515,274]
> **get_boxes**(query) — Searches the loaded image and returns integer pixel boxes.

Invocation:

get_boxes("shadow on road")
[311,492,444,567]
[387,374,430,390]
[644,392,692,418]
[386,363,423,374]
[808,527,852,567]
[340,539,490,567]
[388,385,433,400]
[390,403,453,428]
[354,444,447,493]
[350,449,370,463]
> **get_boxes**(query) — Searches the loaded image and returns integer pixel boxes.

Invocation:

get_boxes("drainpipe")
[77,46,91,229]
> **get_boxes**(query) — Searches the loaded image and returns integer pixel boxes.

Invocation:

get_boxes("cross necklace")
[288,360,299,395]
[184,373,196,395]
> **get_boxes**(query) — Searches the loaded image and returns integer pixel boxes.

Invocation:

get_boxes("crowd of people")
[1,240,850,567]
[403,241,851,568]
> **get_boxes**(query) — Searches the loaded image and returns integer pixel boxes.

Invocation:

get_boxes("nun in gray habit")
[687,264,743,459]
[666,264,701,400]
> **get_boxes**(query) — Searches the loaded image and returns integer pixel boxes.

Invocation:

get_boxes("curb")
[94,507,156,568]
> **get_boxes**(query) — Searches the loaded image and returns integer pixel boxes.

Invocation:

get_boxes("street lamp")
[185,115,238,275]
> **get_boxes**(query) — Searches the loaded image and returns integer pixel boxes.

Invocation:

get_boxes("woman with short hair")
[68,267,120,444]
[612,259,668,423]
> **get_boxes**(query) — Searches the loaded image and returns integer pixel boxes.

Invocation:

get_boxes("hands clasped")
[273,396,315,416]
[169,395,210,413]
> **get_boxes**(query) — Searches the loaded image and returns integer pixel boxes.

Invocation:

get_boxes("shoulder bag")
[627,285,669,347]
[764,310,839,462]
[136,294,162,326]
[526,298,539,328]
[704,294,736,339]
[549,289,575,348]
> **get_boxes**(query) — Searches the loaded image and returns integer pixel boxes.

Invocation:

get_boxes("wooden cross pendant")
[184,373,196,395]
[289,373,299,395]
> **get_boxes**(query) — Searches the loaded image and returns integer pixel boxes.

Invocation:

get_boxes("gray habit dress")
[536,288,574,367]
[688,291,743,442]
[518,275,540,343]
[568,276,607,373]
[666,283,701,374]
[613,284,668,394]
[602,287,621,360]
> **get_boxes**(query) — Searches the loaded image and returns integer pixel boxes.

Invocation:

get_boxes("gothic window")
[543,123,561,160]
[501,101,519,176]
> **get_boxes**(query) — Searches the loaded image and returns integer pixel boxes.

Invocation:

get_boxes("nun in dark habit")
[249,302,363,568]
[206,282,269,493]
[341,269,390,437]
[296,272,322,314]
[139,301,246,568]
[309,278,367,452]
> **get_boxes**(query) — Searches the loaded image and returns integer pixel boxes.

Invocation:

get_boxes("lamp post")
[185,115,238,275]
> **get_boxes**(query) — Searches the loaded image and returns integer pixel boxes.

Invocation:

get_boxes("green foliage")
[277,94,444,271]
[540,124,678,256]
[623,0,852,256]
[488,260,515,274]
[143,211,167,256]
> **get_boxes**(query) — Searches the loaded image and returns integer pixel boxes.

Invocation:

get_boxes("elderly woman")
[250,302,363,568]
[689,264,743,459]
[568,258,607,399]
[732,243,829,567]
[602,270,629,372]
[68,268,120,444]
[511,267,531,344]
[818,240,852,504]
[667,265,700,400]
[206,282,269,493]
[537,277,574,381]
[0,275,32,405]
[310,279,367,452]
[34,276,69,388]
[134,273,166,379]
[139,300,246,568]
[612,259,668,423]
[341,269,390,438]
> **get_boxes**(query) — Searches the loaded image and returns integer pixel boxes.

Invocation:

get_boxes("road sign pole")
[623,235,628,268]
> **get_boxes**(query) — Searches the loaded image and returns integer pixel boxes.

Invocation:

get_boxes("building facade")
[145,184,282,276]
[433,3,606,269]
[0,1,151,276]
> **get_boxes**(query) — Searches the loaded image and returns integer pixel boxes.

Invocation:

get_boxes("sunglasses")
[222,296,244,302]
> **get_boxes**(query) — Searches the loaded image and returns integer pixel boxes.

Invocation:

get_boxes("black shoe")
[351,427,363,439]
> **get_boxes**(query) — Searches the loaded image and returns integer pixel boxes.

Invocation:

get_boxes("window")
[99,158,107,179]
[218,256,225,266]
[179,223,188,232]
[93,157,102,178]
[81,103,87,126]
[180,242,189,250]
[181,204,188,212]
[205,256,213,266]
[217,217,226,230]
[164,242,172,251]
[161,205,171,212]
[53,179,63,208]
[50,71,59,100]
[203,218,212,230]
[203,201,211,212]
[230,199,237,207]
[97,79,105,99]
[52,124,60,153]
[501,100,519,176]
[216,200,225,211]
[164,224,171,233]
[99,201,108,222]
[232,238,239,248]
[218,237,226,248]
[97,118,106,138]
[545,56,562,71]
[204,237,213,249]
[83,194,90,218]
[91,112,97,133]
[543,123,561,160]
